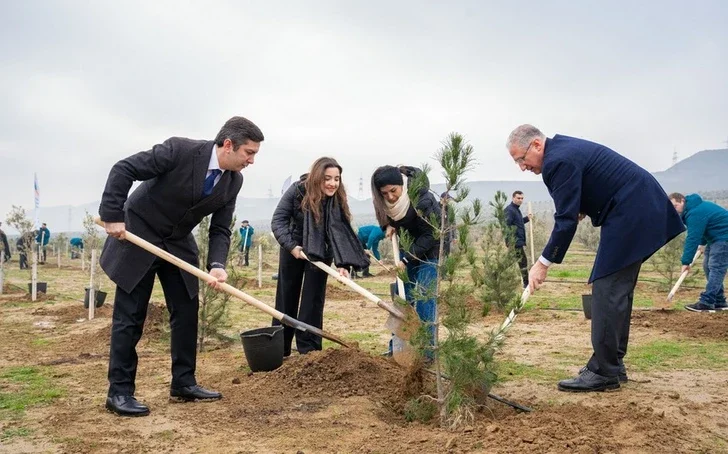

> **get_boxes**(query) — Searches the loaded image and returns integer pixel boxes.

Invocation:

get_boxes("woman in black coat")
[271,157,368,355]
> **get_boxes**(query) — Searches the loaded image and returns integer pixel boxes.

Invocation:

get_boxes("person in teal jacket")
[354,225,385,278]
[36,223,51,263]
[670,193,728,312]
[238,220,255,266]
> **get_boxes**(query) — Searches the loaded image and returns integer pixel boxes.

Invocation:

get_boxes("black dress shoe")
[558,369,620,392]
[170,385,222,402]
[580,365,628,383]
[105,395,150,417]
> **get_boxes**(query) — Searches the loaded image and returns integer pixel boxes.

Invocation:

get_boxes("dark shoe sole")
[169,395,222,403]
[557,383,620,393]
[105,402,150,417]
[619,375,628,383]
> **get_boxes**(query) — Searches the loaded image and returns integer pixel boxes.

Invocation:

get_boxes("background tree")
[6,206,35,279]
[196,215,241,352]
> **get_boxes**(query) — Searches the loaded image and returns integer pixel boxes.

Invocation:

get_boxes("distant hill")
[651,149,728,193]
[6,149,728,235]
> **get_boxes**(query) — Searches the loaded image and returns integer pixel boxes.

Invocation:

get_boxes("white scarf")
[384,175,411,222]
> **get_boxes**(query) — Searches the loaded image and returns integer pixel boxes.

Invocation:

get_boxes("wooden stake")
[57,248,61,268]
[89,249,97,320]
[257,244,263,288]
[82,251,86,271]
[527,202,535,265]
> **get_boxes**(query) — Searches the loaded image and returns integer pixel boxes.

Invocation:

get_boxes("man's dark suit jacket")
[541,135,685,282]
[99,137,242,298]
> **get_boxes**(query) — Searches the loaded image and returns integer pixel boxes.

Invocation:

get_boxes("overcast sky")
[1,0,727,222]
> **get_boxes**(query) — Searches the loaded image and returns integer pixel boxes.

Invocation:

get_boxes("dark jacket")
[271,177,307,254]
[387,166,441,261]
[0,229,10,260]
[505,202,529,248]
[271,176,368,269]
[99,137,242,298]
[681,194,728,265]
[541,135,685,282]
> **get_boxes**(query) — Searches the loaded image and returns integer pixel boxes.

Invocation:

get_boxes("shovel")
[94,218,350,348]
[390,233,417,366]
[366,250,392,272]
[666,248,703,303]
[299,251,420,342]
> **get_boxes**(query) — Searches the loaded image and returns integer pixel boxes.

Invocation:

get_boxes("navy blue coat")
[505,202,529,248]
[541,135,684,282]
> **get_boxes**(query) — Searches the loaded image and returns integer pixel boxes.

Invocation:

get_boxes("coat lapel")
[193,142,214,205]
[192,167,232,212]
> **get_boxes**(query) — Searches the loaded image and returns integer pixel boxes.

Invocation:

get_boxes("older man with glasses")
[506,124,684,392]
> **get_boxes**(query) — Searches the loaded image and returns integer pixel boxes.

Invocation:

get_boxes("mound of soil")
[32,303,113,323]
[259,349,408,400]
[484,402,695,453]
[632,310,728,340]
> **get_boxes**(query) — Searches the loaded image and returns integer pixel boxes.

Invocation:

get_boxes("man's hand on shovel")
[208,268,227,290]
[528,261,549,293]
[103,221,127,240]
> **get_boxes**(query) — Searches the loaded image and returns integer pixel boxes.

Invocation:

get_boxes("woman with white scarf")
[371,165,441,358]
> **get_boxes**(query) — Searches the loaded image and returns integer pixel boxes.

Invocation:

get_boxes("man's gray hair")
[506,124,546,149]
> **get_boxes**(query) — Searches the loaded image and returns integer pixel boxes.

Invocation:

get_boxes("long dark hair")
[302,157,352,225]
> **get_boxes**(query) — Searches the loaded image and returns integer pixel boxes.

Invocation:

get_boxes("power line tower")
[267,186,274,198]
[358,174,364,200]
[672,148,678,166]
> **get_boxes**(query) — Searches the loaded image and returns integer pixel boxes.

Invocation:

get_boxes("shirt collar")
[208,145,224,173]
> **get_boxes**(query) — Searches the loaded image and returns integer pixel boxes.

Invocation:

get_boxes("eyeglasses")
[514,141,533,165]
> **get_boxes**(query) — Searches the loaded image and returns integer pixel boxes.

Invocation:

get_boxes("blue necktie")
[202,169,222,197]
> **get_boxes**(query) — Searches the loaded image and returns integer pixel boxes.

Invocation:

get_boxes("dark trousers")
[586,260,642,378]
[19,252,28,269]
[515,246,529,287]
[242,247,250,266]
[272,247,329,355]
[39,246,47,263]
[107,257,199,397]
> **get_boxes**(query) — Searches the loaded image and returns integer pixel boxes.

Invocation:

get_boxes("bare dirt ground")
[2,253,728,453]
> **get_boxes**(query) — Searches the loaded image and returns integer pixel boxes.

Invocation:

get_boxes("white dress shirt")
[206,145,225,186]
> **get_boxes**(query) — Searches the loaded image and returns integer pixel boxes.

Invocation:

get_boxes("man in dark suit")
[507,124,684,392]
[505,191,532,288]
[99,116,264,416]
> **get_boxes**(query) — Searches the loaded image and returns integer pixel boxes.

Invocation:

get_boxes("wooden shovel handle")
[366,250,391,272]
[391,234,406,298]
[299,252,405,320]
[666,248,703,302]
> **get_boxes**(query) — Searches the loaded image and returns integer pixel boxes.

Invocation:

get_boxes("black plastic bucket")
[582,294,592,320]
[28,282,48,294]
[84,288,107,309]
[240,326,284,372]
